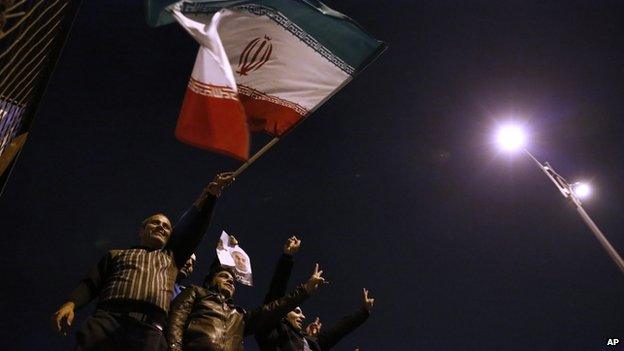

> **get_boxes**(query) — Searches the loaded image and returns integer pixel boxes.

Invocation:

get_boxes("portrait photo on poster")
[216,230,253,286]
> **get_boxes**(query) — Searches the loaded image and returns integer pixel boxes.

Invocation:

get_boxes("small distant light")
[572,182,591,199]
[496,125,526,151]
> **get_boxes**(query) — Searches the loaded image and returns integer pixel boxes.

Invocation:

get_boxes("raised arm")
[167,286,198,351]
[52,252,112,334]
[246,263,326,336]
[317,288,374,350]
[264,236,301,304]
[168,172,234,266]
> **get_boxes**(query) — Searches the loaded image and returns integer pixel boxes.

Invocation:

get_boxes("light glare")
[572,182,591,199]
[496,125,526,151]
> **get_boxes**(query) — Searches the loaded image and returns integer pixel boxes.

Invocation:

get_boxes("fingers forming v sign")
[314,263,325,283]
[305,263,327,293]
[362,288,375,312]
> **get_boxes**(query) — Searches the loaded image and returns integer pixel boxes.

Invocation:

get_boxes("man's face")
[139,214,172,249]
[178,254,196,280]
[210,270,235,298]
[285,307,306,331]
[231,251,248,272]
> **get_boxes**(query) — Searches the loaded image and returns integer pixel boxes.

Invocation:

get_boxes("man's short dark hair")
[203,266,236,288]
[141,212,169,229]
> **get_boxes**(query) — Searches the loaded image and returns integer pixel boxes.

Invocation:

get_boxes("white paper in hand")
[216,230,253,286]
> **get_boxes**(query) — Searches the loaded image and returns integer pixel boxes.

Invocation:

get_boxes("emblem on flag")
[237,35,273,76]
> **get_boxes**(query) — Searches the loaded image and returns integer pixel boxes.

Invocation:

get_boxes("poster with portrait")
[216,230,253,286]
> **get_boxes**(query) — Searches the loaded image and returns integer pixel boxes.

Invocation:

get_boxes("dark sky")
[2,0,624,350]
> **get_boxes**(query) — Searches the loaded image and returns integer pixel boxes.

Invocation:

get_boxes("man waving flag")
[147,0,385,161]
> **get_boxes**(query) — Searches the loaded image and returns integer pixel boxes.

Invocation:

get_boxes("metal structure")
[0,0,82,196]
[523,148,624,275]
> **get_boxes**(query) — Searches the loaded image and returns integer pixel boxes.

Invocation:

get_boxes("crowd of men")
[52,173,374,350]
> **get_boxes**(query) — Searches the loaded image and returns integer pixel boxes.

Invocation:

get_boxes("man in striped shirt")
[52,172,234,351]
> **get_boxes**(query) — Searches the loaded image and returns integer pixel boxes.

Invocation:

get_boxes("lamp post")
[496,124,624,275]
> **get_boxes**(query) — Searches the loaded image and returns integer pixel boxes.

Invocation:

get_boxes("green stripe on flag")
[145,0,385,73]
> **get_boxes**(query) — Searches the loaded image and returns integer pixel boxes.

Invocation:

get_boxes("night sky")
[2,1,624,350]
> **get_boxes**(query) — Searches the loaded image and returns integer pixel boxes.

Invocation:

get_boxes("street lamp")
[496,125,526,151]
[571,182,591,199]
[496,123,624,275]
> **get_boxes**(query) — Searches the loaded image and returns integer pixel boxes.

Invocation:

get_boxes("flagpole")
[233,137,279,177]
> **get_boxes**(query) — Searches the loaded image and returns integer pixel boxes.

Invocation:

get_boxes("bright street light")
[496,124,526,151]
[571,182,591,199]
[495,122,624,275]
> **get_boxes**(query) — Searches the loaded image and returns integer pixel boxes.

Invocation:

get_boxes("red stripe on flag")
[240,95,304,136]
[237,85,308,136]
[175,86,250,161]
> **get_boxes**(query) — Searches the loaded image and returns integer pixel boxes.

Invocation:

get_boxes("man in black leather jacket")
[256,236,375,351]
[166,258,327,351]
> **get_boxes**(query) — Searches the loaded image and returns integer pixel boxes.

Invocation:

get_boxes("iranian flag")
[147,0,385,161]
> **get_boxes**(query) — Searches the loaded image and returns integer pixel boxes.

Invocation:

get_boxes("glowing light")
[572,182,591,199]
[496,125,526,151]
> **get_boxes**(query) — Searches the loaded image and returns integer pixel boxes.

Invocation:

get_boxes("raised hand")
[283,235,301,256]
[305,317,322,337]
[52,301,75,335]
[195,172,236,207]
[304,263,327,293]
[228,235,239,247]
[206,172,236,196]
[362,288,375,312]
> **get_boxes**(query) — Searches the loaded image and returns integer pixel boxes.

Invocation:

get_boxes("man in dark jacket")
[256,237,375,351]
[52,172,234,351]
[166,259,327,351]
